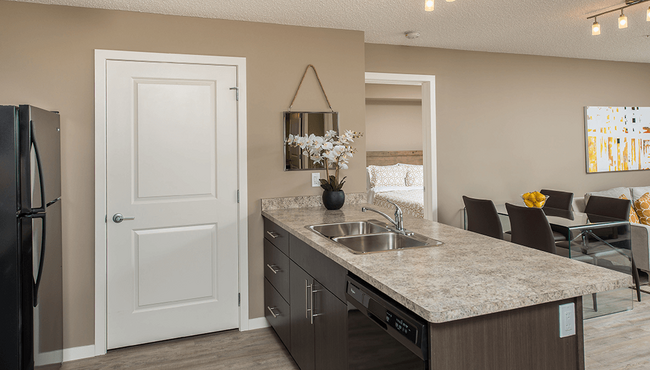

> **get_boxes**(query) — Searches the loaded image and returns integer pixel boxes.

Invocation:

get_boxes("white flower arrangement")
[286,130,363,191]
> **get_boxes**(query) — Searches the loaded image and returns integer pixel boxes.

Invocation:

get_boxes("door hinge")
[230,87,239,101]
[238,293,241,307]
[237,189,240,203]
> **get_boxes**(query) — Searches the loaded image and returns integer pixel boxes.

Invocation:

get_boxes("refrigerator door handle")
[29,212,47,307]
[30,120,47,214]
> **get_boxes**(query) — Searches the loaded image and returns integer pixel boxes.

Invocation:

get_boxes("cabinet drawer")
[264,279,291,350]
[264,218,289,255]
[289,235,347,302]
[264,239,290,301]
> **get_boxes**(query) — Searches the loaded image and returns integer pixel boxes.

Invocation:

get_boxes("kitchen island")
[261,198,630,370]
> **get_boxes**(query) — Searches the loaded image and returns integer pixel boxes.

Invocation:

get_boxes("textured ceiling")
[9,0,650,63]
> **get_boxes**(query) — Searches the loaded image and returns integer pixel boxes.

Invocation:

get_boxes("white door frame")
[94,50,249,356]
[365,72,438,221]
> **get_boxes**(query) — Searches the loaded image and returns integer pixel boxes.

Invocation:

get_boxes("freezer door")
[19,105,61,214]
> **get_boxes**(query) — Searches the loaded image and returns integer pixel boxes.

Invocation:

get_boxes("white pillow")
[370,165,407,188]
[404,165,424,187]
[584,186,632,205]
[631,186,650,203]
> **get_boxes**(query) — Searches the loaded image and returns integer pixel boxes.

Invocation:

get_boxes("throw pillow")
[370,165,407,188]
[634,192,650,226]
[631,186,650,203]
[619,194,640,223]
[405,166,424,187]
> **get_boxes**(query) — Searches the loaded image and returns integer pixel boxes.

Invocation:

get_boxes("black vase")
[322,190,345,210]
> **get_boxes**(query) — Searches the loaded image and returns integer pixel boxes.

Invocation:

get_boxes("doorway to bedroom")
[364,73,437,221]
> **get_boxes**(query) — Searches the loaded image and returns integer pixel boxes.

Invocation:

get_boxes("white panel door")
[106,60,239,349]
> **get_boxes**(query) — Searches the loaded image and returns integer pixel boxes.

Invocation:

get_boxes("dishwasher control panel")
[386,310,418,344]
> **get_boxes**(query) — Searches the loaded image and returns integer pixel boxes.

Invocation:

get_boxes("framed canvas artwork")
[584,106,650,173]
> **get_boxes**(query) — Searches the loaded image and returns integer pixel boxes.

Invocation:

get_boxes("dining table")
[494,203,639,318]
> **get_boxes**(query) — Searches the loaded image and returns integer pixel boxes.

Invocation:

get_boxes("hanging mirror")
[284,111,339,170]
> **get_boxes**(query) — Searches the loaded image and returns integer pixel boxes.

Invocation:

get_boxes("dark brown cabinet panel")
[264,217,289,255]
[313,282,348,370]
[264,279,291,349]
[290,261,315,370]
[264,239,290,302]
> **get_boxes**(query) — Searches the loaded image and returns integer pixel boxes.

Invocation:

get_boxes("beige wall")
[366,43,650,227]
[0,1,366,348]
[365,84,422,151]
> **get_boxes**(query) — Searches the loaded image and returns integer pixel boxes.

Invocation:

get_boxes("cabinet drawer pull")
[266,264,281,274]
[267,306,280,318]
[266,230,280,239]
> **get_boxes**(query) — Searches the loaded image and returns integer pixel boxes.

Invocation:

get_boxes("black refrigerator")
[0,105,63,370]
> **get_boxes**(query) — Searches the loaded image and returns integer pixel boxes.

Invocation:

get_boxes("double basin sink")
[307,220,442,254]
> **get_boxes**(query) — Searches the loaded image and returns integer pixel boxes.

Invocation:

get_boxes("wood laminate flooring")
[63,291,650,370]
[61,328,299,370]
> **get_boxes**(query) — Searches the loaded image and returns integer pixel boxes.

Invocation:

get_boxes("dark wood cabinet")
[264,217,348,370]
[289,261,315,370]
[313,281,348,370]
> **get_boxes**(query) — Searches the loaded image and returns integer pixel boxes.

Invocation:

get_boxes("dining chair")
[462,196,503,240]
[540,189,574,211]
[584,195,631,221]
[505,203,556,254]
[540,189,574,242]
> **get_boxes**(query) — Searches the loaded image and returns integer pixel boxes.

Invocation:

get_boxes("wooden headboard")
[366,150,423,166]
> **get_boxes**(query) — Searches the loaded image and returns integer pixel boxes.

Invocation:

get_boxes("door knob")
[112,213,135,223]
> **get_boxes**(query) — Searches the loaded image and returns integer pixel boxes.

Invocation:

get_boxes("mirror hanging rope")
[288,64,334,112]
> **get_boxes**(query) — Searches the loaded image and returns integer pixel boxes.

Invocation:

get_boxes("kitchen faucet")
[362,200,408,234]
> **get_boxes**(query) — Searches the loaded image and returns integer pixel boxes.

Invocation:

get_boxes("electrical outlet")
[311,173,321,187]
[559,303,576,338]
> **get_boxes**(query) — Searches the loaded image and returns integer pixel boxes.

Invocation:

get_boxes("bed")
[366,151,424,218]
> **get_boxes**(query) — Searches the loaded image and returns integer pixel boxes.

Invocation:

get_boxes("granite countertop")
[261,200,631,324]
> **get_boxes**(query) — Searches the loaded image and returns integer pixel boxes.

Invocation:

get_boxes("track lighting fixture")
[424,0,456,11]
[619,10,628,28]
[588,0,649,35]
[592,18,601,35]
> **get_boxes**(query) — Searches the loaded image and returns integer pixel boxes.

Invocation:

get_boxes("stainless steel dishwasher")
[346,274,429,369]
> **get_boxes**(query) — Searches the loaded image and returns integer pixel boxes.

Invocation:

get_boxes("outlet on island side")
[559,303,576,338]
[311,172,321,187]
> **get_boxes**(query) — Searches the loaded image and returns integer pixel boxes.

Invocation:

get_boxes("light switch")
[311,173,321,187]
[559,303,576,338]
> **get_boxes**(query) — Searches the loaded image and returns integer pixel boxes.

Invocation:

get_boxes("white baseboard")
[63,344,96,362]
[246,317,270,330]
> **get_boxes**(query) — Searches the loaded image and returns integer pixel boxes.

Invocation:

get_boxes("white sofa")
[572,186,650,276]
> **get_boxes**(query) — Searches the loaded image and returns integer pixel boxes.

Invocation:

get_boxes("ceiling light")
[446,0,456,2]
[619,10,628,28]
[592,19,601,35]
[587,0,649,34]
[425,0,434,11]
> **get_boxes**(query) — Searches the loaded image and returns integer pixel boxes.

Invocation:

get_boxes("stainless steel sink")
[307,220,442,254]
[332,232,442,254]
[308,220,391,238]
